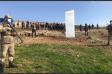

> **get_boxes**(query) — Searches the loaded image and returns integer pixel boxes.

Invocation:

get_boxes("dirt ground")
[15,29,110,47]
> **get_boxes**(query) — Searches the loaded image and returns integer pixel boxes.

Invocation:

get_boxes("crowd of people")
[14,21,65,37]
[13,20,101,37]
[79,23,99,36]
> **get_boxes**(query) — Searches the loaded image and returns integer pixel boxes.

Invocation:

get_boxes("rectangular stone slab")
[65,9,75,38]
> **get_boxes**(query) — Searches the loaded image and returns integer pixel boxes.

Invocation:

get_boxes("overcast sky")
[0,1,112,27]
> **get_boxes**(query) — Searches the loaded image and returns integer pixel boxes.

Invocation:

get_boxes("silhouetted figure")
[21,21,25,29]
[79,24,82,31]
[84,24,88,36]
[107,20,112,45]
[92,24,94,29]
[97,24,99,29]
[88,24,91,30]
[45,22,48,30]
[26,21,29,29]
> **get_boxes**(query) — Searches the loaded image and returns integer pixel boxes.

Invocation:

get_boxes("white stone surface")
[65,9,75,38]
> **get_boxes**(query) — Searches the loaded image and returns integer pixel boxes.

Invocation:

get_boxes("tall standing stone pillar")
[65,9,75,38]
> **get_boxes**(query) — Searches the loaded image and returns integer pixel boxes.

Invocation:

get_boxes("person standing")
[88,24,91,30]
[107,20,112,45]
[79,24,82,31]
[21,21,25,29]
[31,23,36,37]
[0,15,17,72]
[97,24,99,29]
[84,23,88,36]
[92,24,94,29]
[26,21,29,29]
